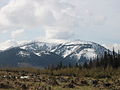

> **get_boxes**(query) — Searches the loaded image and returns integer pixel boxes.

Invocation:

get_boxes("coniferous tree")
[83,62,88,68]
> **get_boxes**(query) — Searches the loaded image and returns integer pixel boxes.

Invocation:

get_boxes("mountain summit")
[0,40,109,67]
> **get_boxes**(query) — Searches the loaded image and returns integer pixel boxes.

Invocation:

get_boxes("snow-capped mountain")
[0,40,109,67]
[19,40,108,59]
[51,40,108,64]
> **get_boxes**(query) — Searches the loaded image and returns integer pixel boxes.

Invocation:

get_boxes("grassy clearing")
[0,67,119,90]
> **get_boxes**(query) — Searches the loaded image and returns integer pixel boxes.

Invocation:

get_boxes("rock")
[88,80,98,86]
[48,79,59,86]
[38,86,46,90]
[37,86,51,90]
[57,77,68,83]
[63,80,77,88]
[21,84,28,89]
[80,80,88,86]
[0,83,13,89]
[70,80,79,86]
[63,83,75,88]
[103,83,111,87]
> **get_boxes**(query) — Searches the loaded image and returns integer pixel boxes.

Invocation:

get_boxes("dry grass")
[0,67,119,90]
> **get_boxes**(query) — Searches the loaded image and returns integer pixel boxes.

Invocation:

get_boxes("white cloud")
[0,39,30,50]
[11,29,25,38]
[0,0,100,39]
[0,0,120,42]
[0,30,7,34]
[103,44,120,52]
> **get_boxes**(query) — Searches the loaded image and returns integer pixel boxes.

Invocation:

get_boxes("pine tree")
[83,62,88,68]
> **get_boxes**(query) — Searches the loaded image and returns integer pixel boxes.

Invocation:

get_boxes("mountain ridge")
[0,40,110,67]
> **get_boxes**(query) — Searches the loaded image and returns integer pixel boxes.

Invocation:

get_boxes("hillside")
[0,40,109,67]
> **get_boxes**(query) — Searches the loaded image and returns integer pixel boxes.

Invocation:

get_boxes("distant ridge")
[0,40,110,67]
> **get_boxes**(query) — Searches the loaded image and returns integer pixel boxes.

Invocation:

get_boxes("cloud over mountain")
[0,0,120,42]
[11,29,25,38]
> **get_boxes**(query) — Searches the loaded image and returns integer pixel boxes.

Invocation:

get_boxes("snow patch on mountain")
[72,48,97,60]
[0,39,110,63]
[33,52,41,56]
[18,51,30,57]
[82,49,97,59]
[51,40,107,62]
[20,42,56,52]
[64,40,93,45]
[62,46,78,58]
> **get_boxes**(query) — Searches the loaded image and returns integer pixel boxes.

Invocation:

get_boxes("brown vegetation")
[0,67,119,90]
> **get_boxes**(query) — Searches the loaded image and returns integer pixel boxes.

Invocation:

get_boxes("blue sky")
[0,0,120,44]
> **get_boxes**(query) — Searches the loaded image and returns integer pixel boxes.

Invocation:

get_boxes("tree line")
[48,49,120,70]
